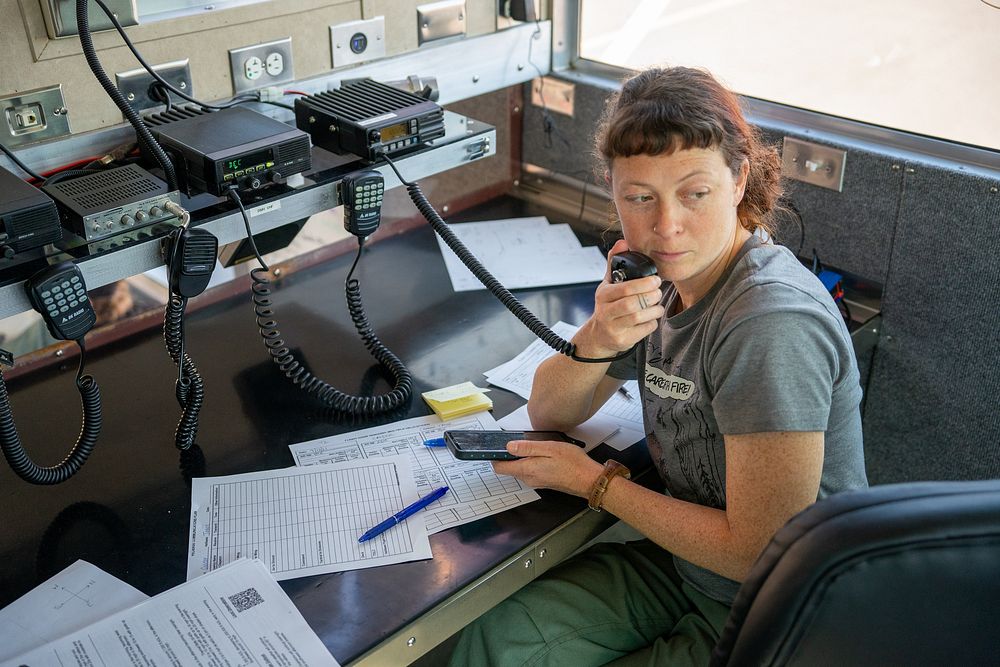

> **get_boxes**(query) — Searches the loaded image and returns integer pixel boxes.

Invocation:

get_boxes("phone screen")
[444,430,583,461]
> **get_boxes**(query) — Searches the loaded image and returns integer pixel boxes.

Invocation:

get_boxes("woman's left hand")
[492,440,604,498]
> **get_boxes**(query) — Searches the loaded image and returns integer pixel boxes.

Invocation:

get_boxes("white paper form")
[0,560,148,662]
[289,413,541,535]
[6,559,338,667]
[435,217,607,292]
[187,456,432,582]
[484,320,581,399]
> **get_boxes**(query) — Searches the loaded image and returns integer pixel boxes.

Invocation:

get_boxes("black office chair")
[710,480,1000,666]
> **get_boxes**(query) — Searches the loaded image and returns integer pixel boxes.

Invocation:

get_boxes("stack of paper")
[436,216,607,292]
[422,381,493,420]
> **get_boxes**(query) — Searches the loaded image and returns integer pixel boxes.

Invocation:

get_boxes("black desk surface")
[0,202,651,664]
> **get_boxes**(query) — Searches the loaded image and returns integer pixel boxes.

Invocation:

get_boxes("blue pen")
[424,438,446,447]
[358,486,450,543]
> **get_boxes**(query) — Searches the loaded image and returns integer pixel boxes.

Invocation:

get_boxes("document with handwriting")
[289,413,540,534]
[6,559,338,667]
[0,560,148,662]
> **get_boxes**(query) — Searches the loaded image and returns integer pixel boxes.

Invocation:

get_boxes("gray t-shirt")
[608,236,867,604]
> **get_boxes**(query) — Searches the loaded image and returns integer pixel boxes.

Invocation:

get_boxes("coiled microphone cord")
[379,154,634,364]
[163,295,204,450]
[227,189,412,417]
[0,341,102,484]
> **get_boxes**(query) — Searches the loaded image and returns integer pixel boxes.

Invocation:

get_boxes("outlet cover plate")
[0,85,71,148]
[116,60,192,114]
[229,38,295,94]
[330,16,386,68]
[531,77,574,117]
[781,137,847,192]
[417,0,467,45]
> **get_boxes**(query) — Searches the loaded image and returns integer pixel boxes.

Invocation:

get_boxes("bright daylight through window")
[580,0,1000,150]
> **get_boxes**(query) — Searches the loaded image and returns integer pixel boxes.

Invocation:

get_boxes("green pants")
[448,540,731,667]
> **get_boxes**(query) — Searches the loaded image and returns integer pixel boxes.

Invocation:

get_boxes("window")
[579,0,1000,150]
[137,0,271,23]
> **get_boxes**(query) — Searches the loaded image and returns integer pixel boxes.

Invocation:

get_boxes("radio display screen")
[223,148,274,176]
[380,122,408,143]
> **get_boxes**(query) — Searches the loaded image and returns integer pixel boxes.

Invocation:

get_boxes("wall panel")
[1,0,497,134]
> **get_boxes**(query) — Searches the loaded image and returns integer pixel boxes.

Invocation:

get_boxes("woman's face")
[610,147,750,307]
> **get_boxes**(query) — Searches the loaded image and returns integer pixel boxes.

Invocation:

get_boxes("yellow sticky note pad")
[422,382,493,421]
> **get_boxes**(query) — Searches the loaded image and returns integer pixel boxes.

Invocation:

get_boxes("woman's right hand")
[574,239,664,359]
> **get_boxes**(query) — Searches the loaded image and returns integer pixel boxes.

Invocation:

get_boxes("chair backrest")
[710,480,1000,666]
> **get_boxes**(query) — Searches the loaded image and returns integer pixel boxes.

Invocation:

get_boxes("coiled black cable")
[380,154,634,364]
[228,189,412,417]
[163,295,204,450]
[0,342,102,484]
[76,0,178,190]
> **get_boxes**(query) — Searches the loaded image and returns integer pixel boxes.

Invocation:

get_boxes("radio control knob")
[149,206,163,218]
[105,221,116,230]
[1,245,15,259]
[120,214,135,226]
[268,171,283,184]
[244,175,262,190]
[135,210,149,222]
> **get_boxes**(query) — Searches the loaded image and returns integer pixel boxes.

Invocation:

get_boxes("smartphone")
[443,430,585,461]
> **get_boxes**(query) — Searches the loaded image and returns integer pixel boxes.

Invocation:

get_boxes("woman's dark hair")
[595,66,783,236]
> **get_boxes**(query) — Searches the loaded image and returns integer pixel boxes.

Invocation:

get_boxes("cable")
[76,0,178,190]
[42,168,106,187]
[228,188,413,417]
[256,100,295,111]
[90,0,273,114]
[163,294,204,450]
[779,196,806,257]
[0,142,43,181]
[0,339,102,484]
[380,153,634,364]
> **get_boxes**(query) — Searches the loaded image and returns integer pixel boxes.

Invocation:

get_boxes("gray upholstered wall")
[522,80,1000,484]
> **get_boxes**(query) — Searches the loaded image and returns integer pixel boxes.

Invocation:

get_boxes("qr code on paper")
[228,587,264,612]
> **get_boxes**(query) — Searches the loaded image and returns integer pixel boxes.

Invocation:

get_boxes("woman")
[449,66,867,666]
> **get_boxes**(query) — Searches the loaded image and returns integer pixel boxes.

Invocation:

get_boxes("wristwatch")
[588,459,631,512]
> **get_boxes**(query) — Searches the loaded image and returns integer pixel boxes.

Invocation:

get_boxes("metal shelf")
[0,111,494,320]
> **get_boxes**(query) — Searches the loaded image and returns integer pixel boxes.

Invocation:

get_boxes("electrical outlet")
[116,60,193,114]
[229,38,294,94]
[330,16,386,68]
[0,85,71,149]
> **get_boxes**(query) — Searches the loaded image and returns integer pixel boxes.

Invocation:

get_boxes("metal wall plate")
[41,0,138,38]
[417,0,467,45]
[531,76,574,117]
[0,85,71,149]
[781,137,847,192]
[330,16,386,68]
[116,60,192,113]
[229,38,295,94]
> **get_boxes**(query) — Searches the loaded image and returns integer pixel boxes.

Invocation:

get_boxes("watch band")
[588,459,631,512]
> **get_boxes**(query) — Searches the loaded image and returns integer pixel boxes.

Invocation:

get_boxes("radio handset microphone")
[161,200,217,450]
[341,170,384,239]
[610,251,658,283]
[0,262,102,484]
